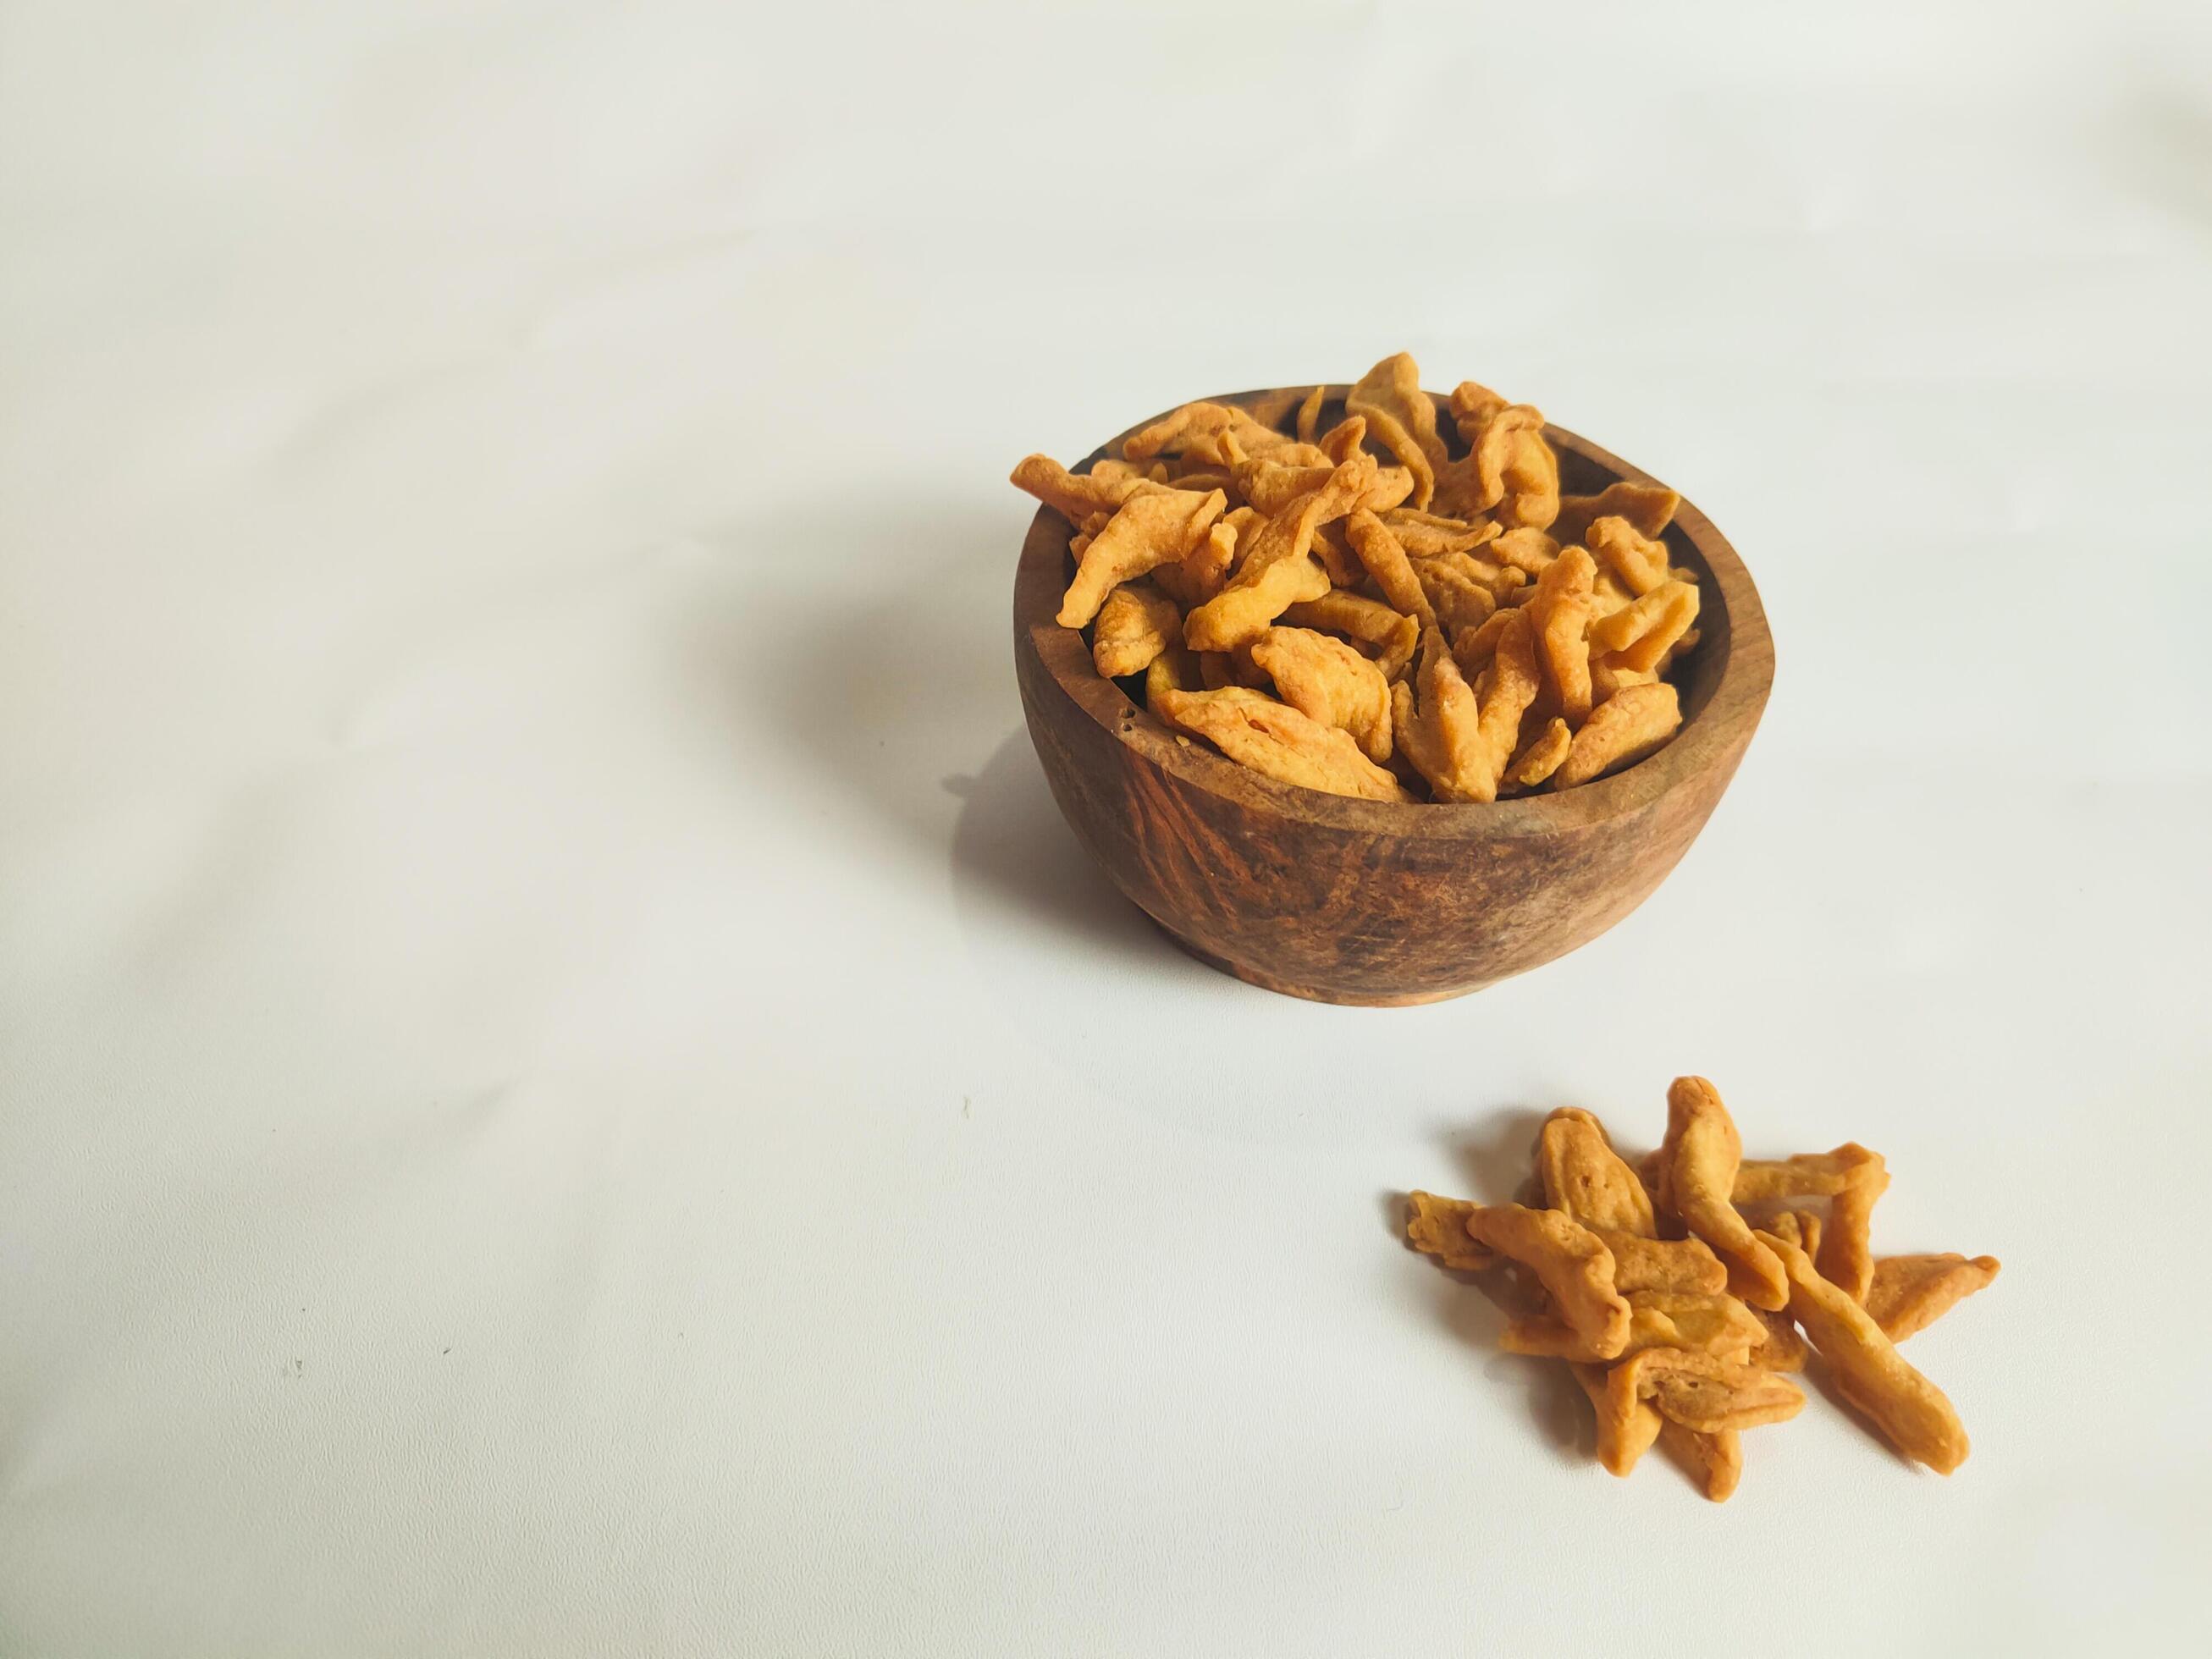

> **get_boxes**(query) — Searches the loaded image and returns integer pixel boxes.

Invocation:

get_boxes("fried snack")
[1249,626,1393,763]
[1011,453,1156,523]
[1342,509,1436,628]
[1379,508,1501,559]
[1574,1363,1663,1477]
[1538,1108,1656,1235]
[1552,682,1682,789]
[1490,526,1559,576]
[1507,718,1574,789]
[1592,1229,1729,1295]
[1150,518,1236,609]
[1586,515,1674,597]
[1347,351,1448,510]
[1552,481,1680,545]
[1091,583,1182,679]
[1758,1231,1970,1474]
[1463,1203,1631,1359]
[1406,1076,1993,1503]
[1440,392,1558,528]
[1317,414,1366,465]
[1591,577,1701,677]
[1404,1191,1495,1271]
[1410,555,1499,637]
[1184,553,1331,653]
[1236,460,1335,515]
[1393,615,1538,804]
[1658,1422,1743,1502]
[1819,1152,1889,1304]
[1746,1306,1810,1371]
[1145,645,1199,704]
[1757,1208,1825,1261]
[1280,591,1420,681]
[1657,1077,1789,1312]
[1503,1290,1764,1364]
[1019,359,1713,802]
[1123,400,1285,463]
[1150,686,1409,802]
[1610,1349,1805,1435]
[1059,487,1227,628]
[1524,543,1596,724]
[1865,1254,2002,1342]
[1734,1149,1883,1202]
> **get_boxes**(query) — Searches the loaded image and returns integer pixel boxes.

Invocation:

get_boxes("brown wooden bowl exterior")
[1011,387,1774,1005]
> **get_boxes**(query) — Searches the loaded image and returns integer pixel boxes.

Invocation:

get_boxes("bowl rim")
[1013,384,1773,841]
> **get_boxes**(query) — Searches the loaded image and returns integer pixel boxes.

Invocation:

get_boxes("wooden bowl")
[1011,386,1773,1006]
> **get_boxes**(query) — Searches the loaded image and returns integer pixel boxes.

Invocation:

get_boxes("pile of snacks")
[1406,1077,1999,1501]
[1010,353,1704,803]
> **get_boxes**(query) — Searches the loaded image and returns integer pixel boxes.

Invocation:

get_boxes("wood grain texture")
[1012,386,1774,1005]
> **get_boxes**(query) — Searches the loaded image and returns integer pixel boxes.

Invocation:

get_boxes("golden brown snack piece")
[1757,1208,1826,1263]
[1196,651,1238,691]
[1591,578,1701,675]
[1123,400,1287,464]
[1506,718,1573,789]
[1552,481,1680,545]
[1573,1363,1663,1477]
[1865,1254,2002,1342]
[1294,384,1325,444]
[1347,352,1448,510]
[1656,1077,1789,1312]
[1184,553,1331,653]
[1404,1191,1494,1271]
[1552,682,1682,789]
[1150,518,1236,610]
[1734,1149,1884,1202]
[1011,453,1156,524]
[1308,521,1362,590]
[1490,526,1560,577]
[1657,1421,1743,1502]
[1538,1108,1657,1235]
[1586,515,1674,597]
[1236,460,1336,516]
[1439,392,1558,528]
[1249,626,1393,763]
[1410,555,1500,637]
[1091,582,1182,679]
[1502,1289,1764,1364]
[1588,658,1659,704]
[1593,1229,1729,1295]
[1464,1203,1630,1359]
[1611,1348,1805,1435]
[1757,1231,1970,1474]
[1150,686,1409,802]
[1524,543,1597,724]
[1316,414,1366,466]
[1746,1306,1809,1372]
[1393,614,1538,804]
[1282,592,1420,681]
[1342,509,1437,628]
[1819,1152,1889,1304]
[1059,487,1227,628]
[1145,645,1200,705]
[1448,607,1515,679]
[1379,509,1501,559]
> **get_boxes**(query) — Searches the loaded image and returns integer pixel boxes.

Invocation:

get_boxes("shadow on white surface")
[945,730,1187,973]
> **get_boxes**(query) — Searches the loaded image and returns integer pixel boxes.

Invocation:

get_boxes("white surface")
[3,2,2209,1653]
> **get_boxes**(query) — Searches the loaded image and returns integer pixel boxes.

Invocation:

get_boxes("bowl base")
[1148,916,1481,1007]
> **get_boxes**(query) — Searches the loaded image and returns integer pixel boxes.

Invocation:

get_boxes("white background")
[3,2,2209,1653]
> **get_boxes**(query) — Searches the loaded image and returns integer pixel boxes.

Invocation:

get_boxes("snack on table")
[1405,1083,1998,1501]
[1011,353,1704,802]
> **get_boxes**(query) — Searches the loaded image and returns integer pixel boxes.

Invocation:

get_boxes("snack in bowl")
[1405,1078,1998,1500]
[1012,353,1704,802]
